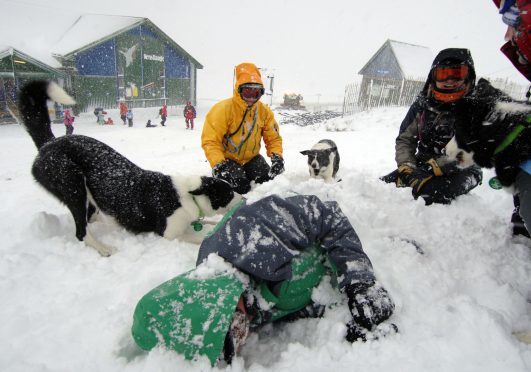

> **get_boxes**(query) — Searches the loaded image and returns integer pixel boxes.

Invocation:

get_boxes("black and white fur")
[300,139,340,182]
[18,80,242,256]
[444,78,530,187]
[445,100,531,188]
[446,98,531,187]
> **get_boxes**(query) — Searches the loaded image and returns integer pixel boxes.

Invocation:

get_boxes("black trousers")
[416,166,483,205]
[382,166,483,205]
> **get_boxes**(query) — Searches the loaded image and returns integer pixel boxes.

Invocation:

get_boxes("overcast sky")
[2,0,529,102]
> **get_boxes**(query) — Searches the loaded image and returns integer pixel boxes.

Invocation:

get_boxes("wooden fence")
[342,76,530,117]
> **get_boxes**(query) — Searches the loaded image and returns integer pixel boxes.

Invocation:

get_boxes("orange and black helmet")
[422,48,476,103]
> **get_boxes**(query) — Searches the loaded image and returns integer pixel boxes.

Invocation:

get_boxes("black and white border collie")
[300,139,340,182]
[445,100,530,188]
[18,81,242,256]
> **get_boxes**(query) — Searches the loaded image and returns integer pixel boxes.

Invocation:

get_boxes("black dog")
[445,79,530,187]
[300,139,340,181]
[18,81,242,256]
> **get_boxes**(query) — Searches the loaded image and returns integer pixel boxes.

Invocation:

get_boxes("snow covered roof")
[50,14,202,68]
[358,39,433,81]
[2,14,202,69]
[389,40,433,79]
[0,46,64,74]
[51,14,144,57]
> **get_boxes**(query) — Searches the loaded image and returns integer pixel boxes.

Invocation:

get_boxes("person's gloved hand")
[344,281,395,342]
[268,153,285,179]
[346,320,398,342]
[424,158,459,176]
[397,163,433,197]
[212,159,251,194]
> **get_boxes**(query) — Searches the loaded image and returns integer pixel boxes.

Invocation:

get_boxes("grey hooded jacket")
[196,194,376,290]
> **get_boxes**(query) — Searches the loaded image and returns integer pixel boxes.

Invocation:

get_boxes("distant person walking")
[93,107,103,123]
[183,101,196,130]
[126,109,134,127]
[119,101,128,125]
[63,108,74,135]
[159,103,168,126]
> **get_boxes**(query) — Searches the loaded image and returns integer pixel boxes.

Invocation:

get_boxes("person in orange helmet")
[201,62,284,194]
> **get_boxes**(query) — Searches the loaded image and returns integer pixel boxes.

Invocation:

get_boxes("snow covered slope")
[0,105,529,371]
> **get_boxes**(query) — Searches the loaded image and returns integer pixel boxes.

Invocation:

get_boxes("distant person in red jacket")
[63,108,74,135]
[159,103,168,126]
[119,101,128,125]
[183,101,196,130]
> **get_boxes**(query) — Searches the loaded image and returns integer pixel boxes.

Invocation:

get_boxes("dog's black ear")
[300,150,310,155]
[189,177,235,210]
[189,188,202,196]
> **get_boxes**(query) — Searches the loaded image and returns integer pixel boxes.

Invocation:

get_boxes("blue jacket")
[197,194,376,290]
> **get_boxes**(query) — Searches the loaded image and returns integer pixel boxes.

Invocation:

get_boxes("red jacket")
[119,102,128,115]
[160,105,167,117]
[63,110,74,126]
[494,0,531,81]
[184,105,196,120]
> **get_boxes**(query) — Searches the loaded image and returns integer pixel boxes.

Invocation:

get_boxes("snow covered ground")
[0,103,529,371]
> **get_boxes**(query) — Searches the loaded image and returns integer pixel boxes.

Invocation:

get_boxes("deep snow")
[0,103,529,371]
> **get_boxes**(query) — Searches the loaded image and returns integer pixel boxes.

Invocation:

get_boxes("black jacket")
[452,78,528,186]
[395,48,476,166]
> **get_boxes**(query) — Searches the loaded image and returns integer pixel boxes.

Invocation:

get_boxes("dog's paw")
[84,230,115,257]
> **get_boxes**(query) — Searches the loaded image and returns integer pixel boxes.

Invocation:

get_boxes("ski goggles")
[239,84,264,99]
[433,65,469,82]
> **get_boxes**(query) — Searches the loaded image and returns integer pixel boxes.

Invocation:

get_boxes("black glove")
[346,320,398,342]
[344,282,395,342]
[212,159,251,194]
[268,153,285,179]
[397,164,433,197]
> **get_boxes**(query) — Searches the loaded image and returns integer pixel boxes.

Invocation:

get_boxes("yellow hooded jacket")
[201,63,283,168]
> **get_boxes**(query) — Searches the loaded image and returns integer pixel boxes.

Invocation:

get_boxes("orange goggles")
[433,65,469,82]
[239,84,264,99]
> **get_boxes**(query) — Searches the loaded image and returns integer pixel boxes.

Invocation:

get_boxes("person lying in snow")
[131,194,396,365]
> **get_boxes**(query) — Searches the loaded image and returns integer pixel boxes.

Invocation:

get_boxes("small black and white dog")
[300,139,340,182]
[445,85,530,188]
[18,81,242,256]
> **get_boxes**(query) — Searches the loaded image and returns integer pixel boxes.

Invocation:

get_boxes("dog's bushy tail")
[18,80,76,149]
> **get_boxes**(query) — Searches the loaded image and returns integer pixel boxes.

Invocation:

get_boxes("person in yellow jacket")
[201,62,284,194]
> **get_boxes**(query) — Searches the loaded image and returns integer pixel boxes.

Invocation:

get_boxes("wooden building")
[357,39,433,109]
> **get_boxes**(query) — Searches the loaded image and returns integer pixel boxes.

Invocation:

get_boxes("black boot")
[512,196,530,238]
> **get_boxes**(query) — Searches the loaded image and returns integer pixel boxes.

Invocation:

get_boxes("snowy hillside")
[0,105,529,371]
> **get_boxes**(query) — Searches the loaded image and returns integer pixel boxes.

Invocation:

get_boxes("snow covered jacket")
[196,194,376,289]
[494,0,531,81]
[201,63,283,168]
[451,78,527,186]
[395,48,476,166]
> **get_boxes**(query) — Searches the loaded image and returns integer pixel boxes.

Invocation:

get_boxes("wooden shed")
[357,39,433,109]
